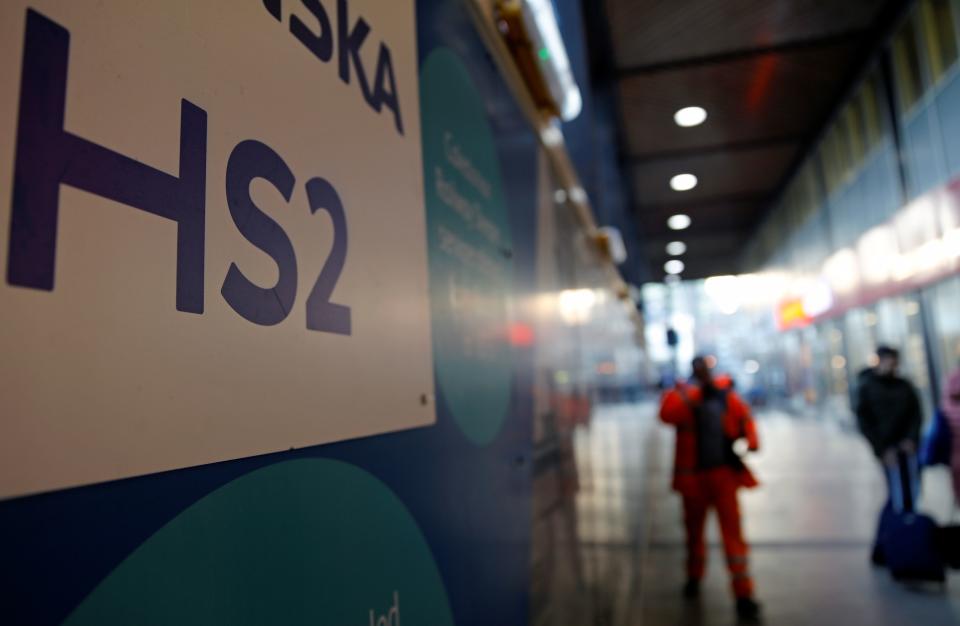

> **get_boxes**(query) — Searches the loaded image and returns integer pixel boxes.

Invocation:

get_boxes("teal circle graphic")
[63,460,454,626]
[420,47,514,446]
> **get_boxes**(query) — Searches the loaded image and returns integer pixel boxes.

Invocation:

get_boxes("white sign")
[0,0,432,498]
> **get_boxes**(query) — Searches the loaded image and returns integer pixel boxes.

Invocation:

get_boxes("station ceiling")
[586,0,910,280]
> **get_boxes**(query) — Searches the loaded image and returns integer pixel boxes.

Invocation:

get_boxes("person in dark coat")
[855,346,923,566]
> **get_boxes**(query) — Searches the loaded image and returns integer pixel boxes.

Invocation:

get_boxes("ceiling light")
[666,241,687,256]
[667,214,691,230]
[670,173,698,191]
[664,259,685,275]
[674,106,707,127]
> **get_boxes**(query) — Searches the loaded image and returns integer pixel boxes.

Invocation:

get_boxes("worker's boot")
[735,596,761,621]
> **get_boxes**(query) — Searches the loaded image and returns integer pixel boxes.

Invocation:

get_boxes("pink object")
[943,369,960,503]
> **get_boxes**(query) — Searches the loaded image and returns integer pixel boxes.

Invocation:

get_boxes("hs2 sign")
[2,5,415,336]
[0,0,433,499]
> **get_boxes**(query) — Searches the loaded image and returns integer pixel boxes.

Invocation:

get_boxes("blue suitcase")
[883,454,945,583]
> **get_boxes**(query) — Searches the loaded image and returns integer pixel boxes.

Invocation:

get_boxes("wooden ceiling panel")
[637,202,758,238]
[618,43,859,157]
[630,143,799,206]
[604,0,885,69]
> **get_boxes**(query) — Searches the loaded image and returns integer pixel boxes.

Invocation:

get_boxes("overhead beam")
[627,134,804,164]
[616,29,866,77]
[632,191,770,212]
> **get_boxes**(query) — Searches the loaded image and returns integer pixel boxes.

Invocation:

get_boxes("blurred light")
[554,370,570,385]
[508,323,535,347]
[596,361,616,375]
[736,272,784,310]
[913,239,947,276]
[858,226,898,284]
[553,189,567,203]
[540,124,562,146]
[664,259,685,274]
[905,301,920,316]
[670,173,698,191]
[665,274,681,285]
[674,106,707,127]
[666,241,687,256]
[704,275,742,315]
[945,228,960,258]
[668,214,692,230]
[558,288,595,325]
[569,186,587,204]
[704,355,718,369]
[801,280,833,317]
[832,355,847,369]
[520,0,583,121]
[744,359,760,374]
[777,297,811,330]
[823,249,860,295]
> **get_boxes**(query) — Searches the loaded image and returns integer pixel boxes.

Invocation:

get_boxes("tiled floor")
[569,402,960,625]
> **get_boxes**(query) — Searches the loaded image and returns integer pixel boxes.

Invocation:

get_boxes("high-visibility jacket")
[659,377,760,497]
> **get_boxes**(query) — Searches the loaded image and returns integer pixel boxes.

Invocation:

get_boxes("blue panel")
[0,2,541,625]
[937,72,960,179]
[854,147,898,235]
[878,141,903,219]
[851,175,869,240]
[830,184,854,248]
[860,151,882,230]
[902,106,946,198]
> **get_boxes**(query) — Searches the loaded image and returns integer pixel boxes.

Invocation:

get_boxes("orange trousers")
[681,468,754,598]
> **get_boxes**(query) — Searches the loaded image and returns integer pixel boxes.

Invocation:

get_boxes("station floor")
[568,402,960,626]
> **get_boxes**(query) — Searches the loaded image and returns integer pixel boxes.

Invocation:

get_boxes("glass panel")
[860,75,882,151]
[893,14,928,113]
[844,100,865,170]
[921,0,959,81]
[834,116,852,180]
[820,134,838,194]
[923,275,960,396]
[845,307,880,378]
[875,296,934,420]
[823,125,847,193]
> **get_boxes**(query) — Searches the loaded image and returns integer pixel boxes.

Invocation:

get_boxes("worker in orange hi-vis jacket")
[659,356,762,621]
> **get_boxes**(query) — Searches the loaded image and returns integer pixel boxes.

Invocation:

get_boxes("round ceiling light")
[670,173,698,191]
[666,241,687,256]
[674,106,707,127]
[667,214,692,230]
[664,259,685,275]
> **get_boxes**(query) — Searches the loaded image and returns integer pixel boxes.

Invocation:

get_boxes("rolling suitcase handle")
[883,451,946,582]
[887,452,920,515]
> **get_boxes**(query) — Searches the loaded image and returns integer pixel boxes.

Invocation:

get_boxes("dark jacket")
[855,368,922,458]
